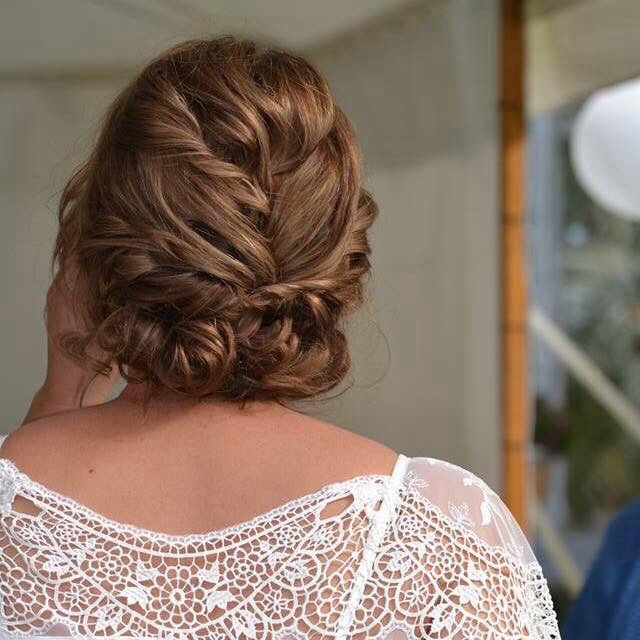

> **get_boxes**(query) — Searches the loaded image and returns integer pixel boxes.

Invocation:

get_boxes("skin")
[0,273,399,536]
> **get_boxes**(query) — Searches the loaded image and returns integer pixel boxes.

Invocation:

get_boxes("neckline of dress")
[0,453,410,544]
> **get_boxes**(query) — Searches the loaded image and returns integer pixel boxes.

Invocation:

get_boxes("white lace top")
[0,435,560,640]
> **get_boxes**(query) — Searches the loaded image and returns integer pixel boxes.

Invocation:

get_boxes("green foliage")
[542,117,640,526]
[562,379,640,526]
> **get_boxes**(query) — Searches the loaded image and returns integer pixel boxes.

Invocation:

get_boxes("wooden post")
[501,0,528,529]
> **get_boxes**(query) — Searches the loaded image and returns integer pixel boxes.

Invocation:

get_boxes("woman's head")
[54,36,377,402]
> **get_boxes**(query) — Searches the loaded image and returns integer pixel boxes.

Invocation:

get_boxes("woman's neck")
[114,379,288,420]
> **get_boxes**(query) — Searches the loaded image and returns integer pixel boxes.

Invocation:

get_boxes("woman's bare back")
[0,386,399,536]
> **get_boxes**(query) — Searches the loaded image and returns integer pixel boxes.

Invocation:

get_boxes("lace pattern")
[356,475,559,639]
[0,446,561,640]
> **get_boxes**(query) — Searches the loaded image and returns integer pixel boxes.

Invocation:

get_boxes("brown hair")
[54,36,378,402]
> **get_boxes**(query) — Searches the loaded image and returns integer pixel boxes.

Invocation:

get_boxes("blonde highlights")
[54,37,378,401]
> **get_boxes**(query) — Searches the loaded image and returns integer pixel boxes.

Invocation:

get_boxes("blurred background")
[2,0,640,627]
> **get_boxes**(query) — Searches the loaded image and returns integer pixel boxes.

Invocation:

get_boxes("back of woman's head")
[55,36,378,402]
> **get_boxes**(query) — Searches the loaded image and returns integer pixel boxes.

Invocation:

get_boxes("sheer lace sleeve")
[349,456,561,640]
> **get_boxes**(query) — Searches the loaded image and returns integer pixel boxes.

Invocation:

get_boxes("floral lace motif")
[359,479,559,639]
[0,455,561,639]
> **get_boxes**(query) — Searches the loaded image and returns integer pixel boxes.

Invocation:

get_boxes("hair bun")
[54,36,378,402]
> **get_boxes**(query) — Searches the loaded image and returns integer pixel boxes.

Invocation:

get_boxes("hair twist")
[54,36,378,402]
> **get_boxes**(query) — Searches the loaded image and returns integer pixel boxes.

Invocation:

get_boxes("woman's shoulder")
[385,457,560,638]
[0,407,102,491]
[398,454,500,504]
[0,416,67,467]
[278,412,401,480]
[401,455,498,494]
[397,455,538,565]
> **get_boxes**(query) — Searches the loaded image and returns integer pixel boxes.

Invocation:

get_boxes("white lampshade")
[570,77,640,220]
